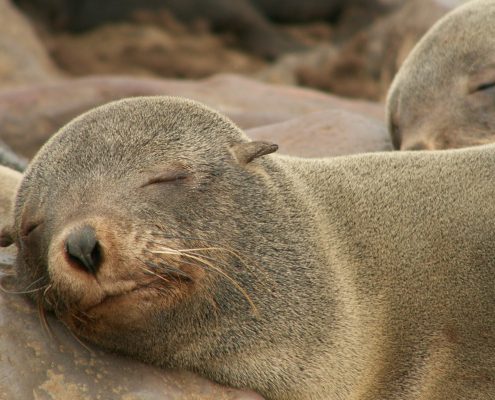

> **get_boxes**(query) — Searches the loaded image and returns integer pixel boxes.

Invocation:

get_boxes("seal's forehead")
[21,96,251,195]
[389,1,495,110]
[63,96,245,145]
[29,96,249,171]
[400,0,495,80]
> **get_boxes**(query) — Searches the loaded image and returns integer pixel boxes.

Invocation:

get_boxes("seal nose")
[65,225,102,275]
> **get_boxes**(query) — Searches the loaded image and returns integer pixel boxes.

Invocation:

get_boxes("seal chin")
[82,285,139,312]
[83,284,153,315]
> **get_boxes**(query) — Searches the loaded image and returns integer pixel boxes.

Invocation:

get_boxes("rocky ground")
[11,0,465,100]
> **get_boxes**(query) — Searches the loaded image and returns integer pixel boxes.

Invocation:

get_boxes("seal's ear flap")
[0,226,14,247]
[231,141,278,165]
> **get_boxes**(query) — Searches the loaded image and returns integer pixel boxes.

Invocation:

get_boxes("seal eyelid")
[468,67,495,93]
[141,171,190,187]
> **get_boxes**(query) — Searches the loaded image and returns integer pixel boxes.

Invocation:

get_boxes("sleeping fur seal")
[2,97,494,399]
[387,0,495,150]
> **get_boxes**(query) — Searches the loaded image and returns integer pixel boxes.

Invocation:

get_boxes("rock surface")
[12,0,423,100]
[248,109,391,157]
[45,20,266,78]
[0,74,385,158]
[0,0,60,88]
[269,0,465,100]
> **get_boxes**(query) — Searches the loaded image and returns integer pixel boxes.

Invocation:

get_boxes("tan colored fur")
[5,97,495,399]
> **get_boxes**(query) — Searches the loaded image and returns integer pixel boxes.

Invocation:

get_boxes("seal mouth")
[64,265,197,317]
[62,273,194,327]
[83,285,145,314]
[59,283,157,335]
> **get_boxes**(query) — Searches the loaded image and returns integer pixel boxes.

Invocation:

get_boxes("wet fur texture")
[4,97,495,399]
[387,0,495,150]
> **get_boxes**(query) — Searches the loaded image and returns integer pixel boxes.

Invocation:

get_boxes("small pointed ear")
[230,141,278,165]
[0,225,14,247]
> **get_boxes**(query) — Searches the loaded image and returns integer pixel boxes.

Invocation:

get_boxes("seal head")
[387,0,495,150]
[5,97,282,364]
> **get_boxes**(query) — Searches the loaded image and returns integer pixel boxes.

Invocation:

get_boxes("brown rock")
[257,45,337,87]
[297,0,462,100]
[0,74,384,158]
[0,273,264,400]
[46,21,265,79]
[0,0,60,88]
[16,0,304,59]
[247,109,391,157]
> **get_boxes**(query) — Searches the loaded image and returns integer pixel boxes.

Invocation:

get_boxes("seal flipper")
[230,141,278,165]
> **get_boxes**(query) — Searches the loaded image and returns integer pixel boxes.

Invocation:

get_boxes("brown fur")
[387,0,495,150]
[2,97,495,399]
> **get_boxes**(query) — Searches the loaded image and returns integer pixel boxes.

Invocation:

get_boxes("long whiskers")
[150,232,257,268]
[149,230,280,294]
[134,259,174,284]
[150,247,258,314]
[145,260,194,281]
[23,276,47,291]
[0,275,49,295]
[37,286,54,340]
[60,319,94,354]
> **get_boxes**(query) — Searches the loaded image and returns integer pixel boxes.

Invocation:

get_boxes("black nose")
[65,225,102,275]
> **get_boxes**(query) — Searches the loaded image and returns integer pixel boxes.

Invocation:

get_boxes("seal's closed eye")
[467,66,495,94]
[141,170,190,187]
[474,81,495,92]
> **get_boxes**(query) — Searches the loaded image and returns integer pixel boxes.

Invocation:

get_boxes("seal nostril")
[65,225,102,275]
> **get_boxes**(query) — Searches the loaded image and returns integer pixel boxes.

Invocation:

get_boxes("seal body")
[4,97,495,400]
[387,0,495,150]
